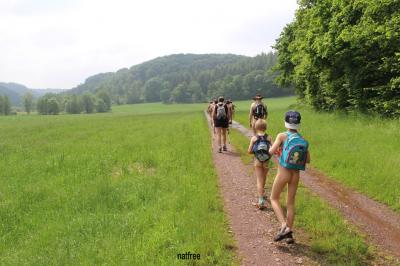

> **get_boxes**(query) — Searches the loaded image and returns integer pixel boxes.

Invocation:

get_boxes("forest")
[0,52,293,115]
[274,0,400,117]
[68,52,292,105]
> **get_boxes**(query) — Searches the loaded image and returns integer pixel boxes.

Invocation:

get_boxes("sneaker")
[218,147,222,153]
[255,202,267,210]
[274,227,293,242]
[285,235,295,244]
[256,198,267,210]
[223,145,227,151]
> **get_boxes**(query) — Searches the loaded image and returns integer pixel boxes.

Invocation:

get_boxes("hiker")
[207,101,214,116]
[247,119,273,210]
[268,111,310,243]
[208,99,217,134]
[212,96,231,153]
[226,99,235,124]
[249,94,267,134]
[207,99,217,116]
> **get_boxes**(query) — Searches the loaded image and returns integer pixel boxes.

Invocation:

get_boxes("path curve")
[206,113,317,266]
[231,120,400,260]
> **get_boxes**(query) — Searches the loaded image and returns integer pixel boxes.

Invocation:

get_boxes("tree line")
[1,53,293,115]
[69,53,293,104]
[274,0,400,117]
[36,91,112,115]
[0,95,12,115]
[0,91,112,115]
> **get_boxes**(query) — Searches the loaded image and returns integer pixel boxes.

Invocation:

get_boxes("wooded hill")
[274,0,400,117]
[69,53,293,104]
[0,82,65,106]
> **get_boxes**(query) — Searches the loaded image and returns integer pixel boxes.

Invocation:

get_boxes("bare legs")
[216,127,222,147]
[221,128,227,146]
[270,165,300,230]
[255,164,268,199]
[216,127,227,151]
[251,120,257,135]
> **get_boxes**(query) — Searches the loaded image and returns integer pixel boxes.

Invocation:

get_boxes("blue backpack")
[253,134,271,162]
[279,131,308,170]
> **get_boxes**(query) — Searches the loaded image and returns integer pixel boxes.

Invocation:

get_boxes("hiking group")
[207,97,234,153]
[208,94,311,244]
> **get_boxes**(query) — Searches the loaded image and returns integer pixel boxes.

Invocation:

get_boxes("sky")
[0,0,298,89]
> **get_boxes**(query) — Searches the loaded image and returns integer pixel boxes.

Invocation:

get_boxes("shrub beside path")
[231,120,400,261]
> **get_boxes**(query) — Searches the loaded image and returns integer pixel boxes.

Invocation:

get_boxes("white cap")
[285,121,300,130]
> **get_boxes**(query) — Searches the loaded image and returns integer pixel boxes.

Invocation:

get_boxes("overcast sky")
[0,0,298,89]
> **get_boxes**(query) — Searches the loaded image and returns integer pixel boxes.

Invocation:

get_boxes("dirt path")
[207,114,318,265]
[231,120,400,261]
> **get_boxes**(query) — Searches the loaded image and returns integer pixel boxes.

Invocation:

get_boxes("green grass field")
[1,98,398,265]
[0,106,235,265]
[233,97,400,212]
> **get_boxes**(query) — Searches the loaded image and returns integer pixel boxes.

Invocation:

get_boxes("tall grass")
[0,109,235,265]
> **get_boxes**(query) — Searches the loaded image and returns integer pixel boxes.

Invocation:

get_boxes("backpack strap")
[251,104,258,117]
[283,131,294,150]
[264,133,270,143]
[286,131,299,140]
[256,133,268,143]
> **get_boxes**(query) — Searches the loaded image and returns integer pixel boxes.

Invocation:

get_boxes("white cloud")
[0,0,298,89]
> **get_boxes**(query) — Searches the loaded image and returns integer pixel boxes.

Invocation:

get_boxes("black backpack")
[252,134,271,162]
[253,103,266,119]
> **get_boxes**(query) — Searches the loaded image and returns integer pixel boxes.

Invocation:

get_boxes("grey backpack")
[216,104,227,120]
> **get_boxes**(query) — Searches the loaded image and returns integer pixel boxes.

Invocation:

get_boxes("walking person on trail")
[249,94,267,134]
[212,96,231,153]
[207,99,217,116]
[207,100,214,116]
[226,99,235,124]
[208,99,217,135]
[247,119,273,210]
[268,111,310,243]
[225,99,234,141]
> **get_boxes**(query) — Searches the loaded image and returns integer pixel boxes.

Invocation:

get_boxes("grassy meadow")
[233,97,400,212]
[1,97,399,265]
[0,106,236,265]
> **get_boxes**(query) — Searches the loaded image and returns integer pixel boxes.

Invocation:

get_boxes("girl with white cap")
[268,110,311,243]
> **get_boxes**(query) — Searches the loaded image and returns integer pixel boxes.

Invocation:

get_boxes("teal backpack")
[279,131,308,170]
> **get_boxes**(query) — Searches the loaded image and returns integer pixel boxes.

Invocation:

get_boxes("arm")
[247,137,257,154]
[263,103,268,119]
[227,105,232,122]
[306,150,311,163]
[249,104,254,127]
[211,107,216,132]
[269,133,285,154]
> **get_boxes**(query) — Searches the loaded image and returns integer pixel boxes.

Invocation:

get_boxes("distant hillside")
[0,82,66,106]
[31,88,67,97]
[0,84,22,105]
[70,53,293,104]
